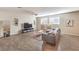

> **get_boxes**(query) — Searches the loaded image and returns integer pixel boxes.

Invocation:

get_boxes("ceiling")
[0,7,79,17]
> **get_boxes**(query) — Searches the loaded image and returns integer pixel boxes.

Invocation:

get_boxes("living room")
[0,7,79,51]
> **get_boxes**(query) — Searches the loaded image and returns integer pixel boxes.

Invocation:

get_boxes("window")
[49,17,60,24]
[41,17,48,24]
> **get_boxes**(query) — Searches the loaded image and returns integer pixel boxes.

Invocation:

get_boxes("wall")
[59,11,79,36]
[36,17,41,31]
[0,11,36,37]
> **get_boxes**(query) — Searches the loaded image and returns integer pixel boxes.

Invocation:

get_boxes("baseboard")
[61,33,79,37]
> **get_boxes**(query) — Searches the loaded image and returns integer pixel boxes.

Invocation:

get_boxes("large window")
[41,17,60,25]
[49,17,60,24]
[41,17,48,24]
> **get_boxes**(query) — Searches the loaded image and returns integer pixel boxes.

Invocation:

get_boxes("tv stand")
[22,27,33,33]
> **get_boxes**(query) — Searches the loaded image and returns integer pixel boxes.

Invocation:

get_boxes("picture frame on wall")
[66,19,73,27]
[14,18,18,26]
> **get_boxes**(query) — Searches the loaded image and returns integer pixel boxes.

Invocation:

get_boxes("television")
[24,23,32,28]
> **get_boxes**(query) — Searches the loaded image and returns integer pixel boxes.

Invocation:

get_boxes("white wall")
[0,11,36,37]
[59,12,79,36]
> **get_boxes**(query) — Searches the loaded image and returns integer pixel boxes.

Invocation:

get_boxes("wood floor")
[0,32,57,51]
[58,34,79,51]
[43,43,56,51]
[43,34,79,51]
[0,32,43,51]
[0,32,79,51]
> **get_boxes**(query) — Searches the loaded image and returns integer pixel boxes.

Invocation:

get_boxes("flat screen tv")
[24,23,32,28]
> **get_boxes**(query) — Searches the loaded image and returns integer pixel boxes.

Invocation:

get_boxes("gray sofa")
[42,28,61,46]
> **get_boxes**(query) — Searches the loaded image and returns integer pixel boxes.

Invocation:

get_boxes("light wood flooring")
[0,32,79,51]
